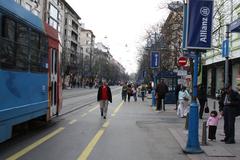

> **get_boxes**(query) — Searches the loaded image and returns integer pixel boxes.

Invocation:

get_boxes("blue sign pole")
[183,0,214,154]
[150,51,159,107]
[184,52,203,153]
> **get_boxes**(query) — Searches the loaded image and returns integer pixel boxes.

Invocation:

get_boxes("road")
[0,86,188,160]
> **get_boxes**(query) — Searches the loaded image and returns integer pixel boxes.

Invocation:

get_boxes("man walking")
[156,79,168,111]
[97,80,112,119]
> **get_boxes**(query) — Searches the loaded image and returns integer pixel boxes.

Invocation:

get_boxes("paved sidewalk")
[167,98,240,160]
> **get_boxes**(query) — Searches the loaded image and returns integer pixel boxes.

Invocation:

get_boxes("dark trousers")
[141,92,144,101]
[127,93,131,102]
[208,125,217,140]
[157,97,165,111]
[199,100,206,119]
[223,106,236,142]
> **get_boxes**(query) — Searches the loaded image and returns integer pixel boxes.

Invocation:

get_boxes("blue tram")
[0,0,62,142]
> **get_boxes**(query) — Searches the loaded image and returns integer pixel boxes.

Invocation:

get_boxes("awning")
[230,18,240,33]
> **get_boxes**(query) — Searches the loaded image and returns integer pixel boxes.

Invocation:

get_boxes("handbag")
[204,105,209,113]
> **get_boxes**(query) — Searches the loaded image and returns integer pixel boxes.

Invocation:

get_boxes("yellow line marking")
[113,101,124,114]
[102,121,110,128]
[81,113,87,117]
[6,127,64,160]
[111,113,116,117]
[69,119,77,125]
[88,105,98,112]
[77,129,105,160]
[77,102,123,160]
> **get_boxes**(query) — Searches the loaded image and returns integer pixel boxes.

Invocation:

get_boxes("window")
[49,3,59,30]
[0,18,16,69]
[65,18,67,25]
[48,17,58,30]
[30,30,40,72]
[3,18,15,41]
[49,4,58,20]
[16,23,28,70]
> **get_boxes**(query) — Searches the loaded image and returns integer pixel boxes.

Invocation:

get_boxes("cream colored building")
[203,0,240,96]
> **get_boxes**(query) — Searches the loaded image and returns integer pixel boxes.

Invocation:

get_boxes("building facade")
[203,0,240,97]
[80,28,95,78]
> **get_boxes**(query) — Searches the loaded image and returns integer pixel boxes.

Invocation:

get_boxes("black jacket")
[219,90,240,112]
[97,85,112,103]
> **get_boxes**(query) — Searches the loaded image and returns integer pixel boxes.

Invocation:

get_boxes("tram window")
[16,23,28,70]
[3,18,16,41]
[29,30,40,72]
[39,51,48,72]
[30,48,40,72]
[0,38,16,69]
[40,35,47,51]
[0,18,16,70]
[30,30,40,49]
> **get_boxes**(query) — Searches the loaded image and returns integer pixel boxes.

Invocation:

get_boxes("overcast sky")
[66,0,170,74]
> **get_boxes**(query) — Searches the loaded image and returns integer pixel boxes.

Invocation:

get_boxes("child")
[207,110,219,141]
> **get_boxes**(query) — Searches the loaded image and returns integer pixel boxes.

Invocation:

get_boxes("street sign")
[150,51,160,68]
[178,57,187,66]
[186,0,214,50]
[229,18,240,32]
[177,70,188,76]
[222,40,229,58]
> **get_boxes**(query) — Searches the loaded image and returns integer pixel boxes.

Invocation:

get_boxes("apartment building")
[203,0,240,97]
[80,28,95,77]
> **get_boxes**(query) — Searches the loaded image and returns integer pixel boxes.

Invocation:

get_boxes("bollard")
[213,101,216,110]
[202,121,207,145]
[184,113,189,130]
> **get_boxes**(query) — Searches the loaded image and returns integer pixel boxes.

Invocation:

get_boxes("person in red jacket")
[97,80,112,119]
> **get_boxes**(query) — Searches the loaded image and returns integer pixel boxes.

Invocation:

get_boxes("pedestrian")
[197,84,207,119]
[219,84,240,144]
[97,80,112,119]
[175,84,181,110]
[132,85,137,102]
[177,86,190,118]
[121,82,128,102]
[207,110,220,141]
[155,79,169,111]
[127,84,132,102]
[140,83,146,101]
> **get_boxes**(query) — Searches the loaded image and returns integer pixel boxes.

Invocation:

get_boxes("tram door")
[50,48,58,116]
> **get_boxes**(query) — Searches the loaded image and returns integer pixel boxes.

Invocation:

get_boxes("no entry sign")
[178,57,187,66]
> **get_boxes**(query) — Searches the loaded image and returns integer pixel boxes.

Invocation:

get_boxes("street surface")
[3,87,240,160]
[0,86,188,160]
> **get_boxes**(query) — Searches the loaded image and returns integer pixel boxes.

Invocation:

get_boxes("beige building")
[203,0,240,96]
[80,28,95,77]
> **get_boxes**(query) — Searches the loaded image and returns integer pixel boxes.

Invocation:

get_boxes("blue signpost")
[150,51,160,68]
[222,40,229,58]
[150,51,160,107]
[183,0,213,154]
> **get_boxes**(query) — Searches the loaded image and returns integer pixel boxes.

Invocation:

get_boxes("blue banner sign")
[222,40,229,58]
[150,51,160,68]
[186,0,214,50]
